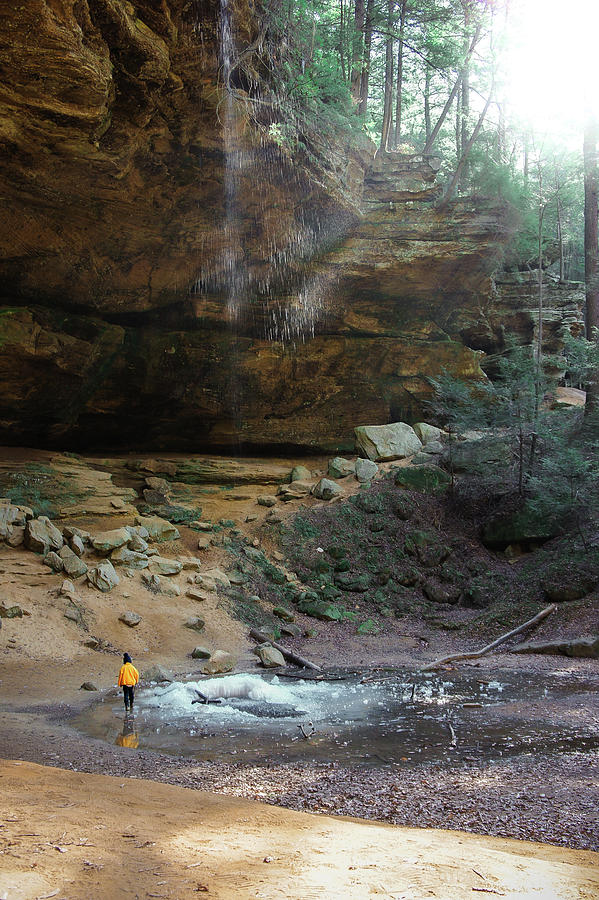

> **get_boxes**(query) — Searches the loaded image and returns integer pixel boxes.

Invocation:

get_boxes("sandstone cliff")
[0,2,580,451]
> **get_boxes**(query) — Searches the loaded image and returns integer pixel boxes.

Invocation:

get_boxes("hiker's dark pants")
[123,685,135,709]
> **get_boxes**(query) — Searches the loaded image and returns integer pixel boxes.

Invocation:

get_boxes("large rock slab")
[354,423,422,461]
[91,528,131,554]
[203,650,236,674]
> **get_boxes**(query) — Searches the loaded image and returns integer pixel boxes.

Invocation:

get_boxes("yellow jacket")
[118,662,139,687]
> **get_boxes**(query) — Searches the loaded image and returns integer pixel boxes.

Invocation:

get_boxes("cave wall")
[0,1,580,452]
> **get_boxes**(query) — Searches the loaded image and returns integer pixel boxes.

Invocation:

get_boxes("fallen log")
[250,628,322,671]
[420,604,557,672]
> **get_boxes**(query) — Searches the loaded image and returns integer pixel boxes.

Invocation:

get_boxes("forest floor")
[0,448,598,899]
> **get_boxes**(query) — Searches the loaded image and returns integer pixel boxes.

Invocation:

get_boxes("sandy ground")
[1,758,598,900]
[1,449,598,899]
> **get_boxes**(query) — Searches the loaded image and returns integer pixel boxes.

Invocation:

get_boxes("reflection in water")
[115,716,139,750]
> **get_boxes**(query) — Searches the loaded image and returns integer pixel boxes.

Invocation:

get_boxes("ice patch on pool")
[140,673,388,727]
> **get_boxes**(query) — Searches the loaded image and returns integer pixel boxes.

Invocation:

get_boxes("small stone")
[79,681,99,691]
[184,616,205,632]
[83,637,100,650]
[280,622,301,638]
[328,457,355,479]
[197,537,211,550]
[273,606,295,622]
[59,579,76,595]
[128,533,149,553]
[265,511,283,524]
[178,557,203,569]
[195,522,214,531]
[0,603,24,618]
[119,611,142,627]
[245,515,258,523]
[191,646,211,659]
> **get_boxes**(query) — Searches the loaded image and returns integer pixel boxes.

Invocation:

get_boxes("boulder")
[445,434,511,474]
[413,422,443,444]
[423,580,461,605]
[111,546,149,569]
[119,611,142,627]
[191,646,211,659]
[91,528,131,554]
[143,664,174,682]
[148,556,183,576]
[296,598,343,621]
[265,510,283,524]
[0,504,20,541]
[420,440,444,455]
[203,650,236,674]
[327,457,355,479]
[311,478,343,501]
[63,525,91,542]
[128,533,149,553]
[195,568,230,591]
[255,644,285,668]
[184,616,205,632]
[87,560,120,592]
[354,423,422,461]
[7,525,25,548]
[541,573,598,603]
[134,514,180,543]
[141,572,181,597]
[59,545,88,578]
[0,603,24,618]
[145,476,172,496]
[291,465,312,482]
[178,557,203,570]
[79,682,99,691]
[512,636,599,659]
[280,622,302,637]
[25,516,63,555]
[482,505,563,549]
[355,458,378,483]
[125,524,150,541]
[59,579,76,596]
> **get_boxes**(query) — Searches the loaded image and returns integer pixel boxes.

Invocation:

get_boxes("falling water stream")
[74,670,599,768]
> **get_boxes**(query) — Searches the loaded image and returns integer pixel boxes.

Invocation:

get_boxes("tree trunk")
[583,115,599,416]
[424,64,431,145]
[392,0,407,148]
[339,0,346,83]
[379,0,395,152]
[358,0,374,115]
[438,81,493,208]
[350,0,365,101]
[422,21,481,156]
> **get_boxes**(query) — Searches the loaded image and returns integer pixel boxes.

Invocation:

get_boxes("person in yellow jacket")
[118,652,139,713]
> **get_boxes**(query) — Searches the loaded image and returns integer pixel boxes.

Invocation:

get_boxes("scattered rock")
[0,603,24,618]
[257,495,278,507]
[194,568,230,591]
[91,527,131,554]
[59,544,88,578]
[423,580,461,605]
[245,514,258,523]
[79,682,99,691]
[354,422,422,461]
[186,588,211,602]
[59,579,76,596]
[413,422,443,444]
[143,664,174,682]
[178,557,202,569]
[134,514,180,543]
[328,457,355,479]
[203,650,236,674]
[254,644,285,668]
[355,458,378,483]
[127,533,149,553]
[63,525,91,542]
[191,646,211,659]
[87,560,120,593]
[291,465,312,482]
[277,481,312,501]
[25,516,64,555]
[197,537,211,550]
[265,510,283,524]
[148,556,183,576]
[110,546,149,569]
[280,622,301,637]
[70,534,85,557]
[43,550,64,572]
[145,476,172,496]
[6,525,25,548]
[184,616,205,632]
[119,611,142,627]
[312,478,343,501]
[82,637,100,650]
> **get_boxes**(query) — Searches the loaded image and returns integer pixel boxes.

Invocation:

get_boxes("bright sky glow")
[503,0,598,141]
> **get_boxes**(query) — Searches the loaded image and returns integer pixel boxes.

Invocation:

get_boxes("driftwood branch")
[421,604,557,672]
[250,628,322,671]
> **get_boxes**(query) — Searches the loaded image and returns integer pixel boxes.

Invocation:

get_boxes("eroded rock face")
[0,2,571,453]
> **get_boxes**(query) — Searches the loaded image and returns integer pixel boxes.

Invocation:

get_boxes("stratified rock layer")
[0,3,583,451]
